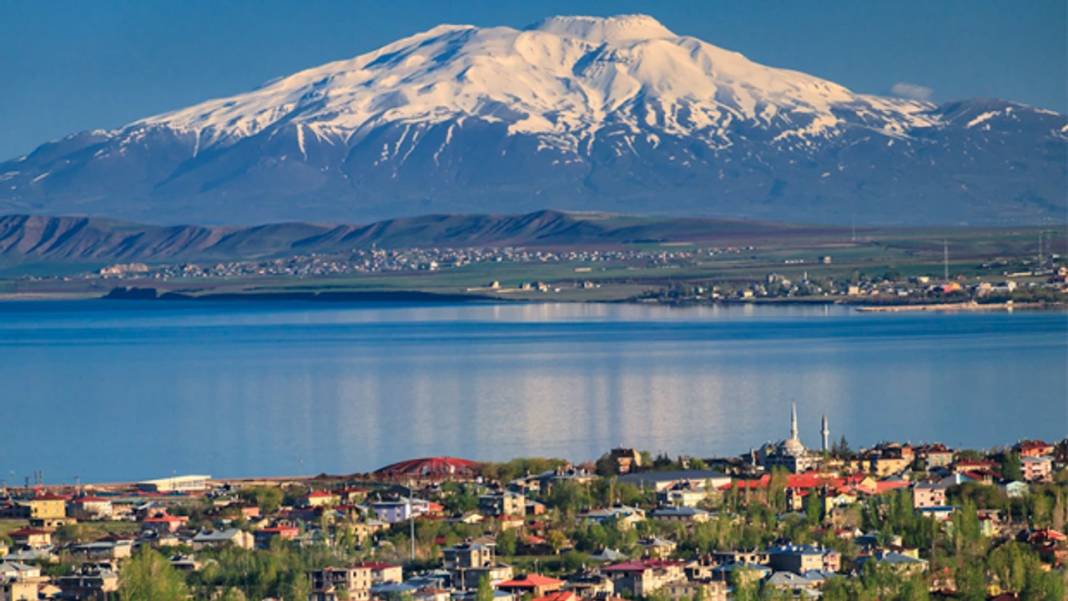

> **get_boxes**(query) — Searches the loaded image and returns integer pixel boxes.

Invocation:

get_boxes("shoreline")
[0,288,1065,313]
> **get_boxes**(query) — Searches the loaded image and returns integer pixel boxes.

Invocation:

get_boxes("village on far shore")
[2,406,1066,601]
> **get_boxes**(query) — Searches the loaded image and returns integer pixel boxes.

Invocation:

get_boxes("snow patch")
[966,111,1000,129]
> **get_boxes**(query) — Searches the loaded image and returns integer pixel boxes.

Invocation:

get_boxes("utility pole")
[407,494,416,561]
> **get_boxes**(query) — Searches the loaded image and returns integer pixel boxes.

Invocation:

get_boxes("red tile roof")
[532,592,577,601]
[9,528,49,537]
[497,574,565,589]
[33,493,68,501]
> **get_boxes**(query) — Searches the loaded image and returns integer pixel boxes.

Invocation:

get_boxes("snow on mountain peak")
[131,14,938,155]
[525,14,676,42]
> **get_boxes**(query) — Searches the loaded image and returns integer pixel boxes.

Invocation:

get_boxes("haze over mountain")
[1,14,1065,226]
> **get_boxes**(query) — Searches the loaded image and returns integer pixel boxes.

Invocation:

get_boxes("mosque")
[756,401,829,473]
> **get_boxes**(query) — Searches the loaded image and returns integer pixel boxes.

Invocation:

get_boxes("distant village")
[20,241,1066,308]
[2,408,1066,600]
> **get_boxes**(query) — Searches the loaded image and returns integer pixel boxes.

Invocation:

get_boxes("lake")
[1,300,1065,484]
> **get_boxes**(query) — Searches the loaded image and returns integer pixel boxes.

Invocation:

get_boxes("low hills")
[0,210,838,263]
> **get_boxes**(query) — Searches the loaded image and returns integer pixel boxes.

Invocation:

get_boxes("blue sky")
[1,0,1065,159]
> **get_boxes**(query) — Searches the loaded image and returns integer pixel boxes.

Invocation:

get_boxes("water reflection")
[0,301,1065,482]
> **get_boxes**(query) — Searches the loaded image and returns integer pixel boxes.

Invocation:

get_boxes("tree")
[729,567,759,601]
[285,573,311,601]
[496,528,518,556]
[1000,452,1024,482]
[954,561,986,601]
[476,576,494,601]
[243,485,284,514]
[547,530,569,555]
[119,548,188,601]
[803,491,822,524]
[832,436,853,459]
[221,588,249,601]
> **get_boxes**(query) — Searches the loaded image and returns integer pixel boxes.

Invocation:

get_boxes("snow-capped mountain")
[2,15,1065,225]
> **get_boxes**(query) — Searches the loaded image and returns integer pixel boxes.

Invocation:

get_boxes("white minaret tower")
[790,401,799,441]
[821,415,830,453]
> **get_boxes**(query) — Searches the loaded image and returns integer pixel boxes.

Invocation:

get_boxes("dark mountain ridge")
[0,210,840,263]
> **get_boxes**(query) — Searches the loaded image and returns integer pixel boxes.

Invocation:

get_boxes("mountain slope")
[1,15,1065,225]
[0,210,835,263]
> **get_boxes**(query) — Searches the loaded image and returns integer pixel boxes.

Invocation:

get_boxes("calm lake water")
[0,300,1065,483]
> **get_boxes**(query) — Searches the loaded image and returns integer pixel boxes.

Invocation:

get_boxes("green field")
[1,225,1063,302]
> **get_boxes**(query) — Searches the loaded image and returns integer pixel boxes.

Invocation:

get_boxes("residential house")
[914,444,954,469]
[912,481,950,509]
[304,491,339,508]
[601,560,686,597]
[619,470,730,493]
[136,475,211,493]
[563,571,615,598]
[1001,481,1030,499]
[606,448,643,475]
[142,514,187,534]
[711,550,769,566]
[310,565,373,601]
[764,571,826,597]
[479,491,526,517]
[0,561,42,601]
[648,506,711,523]
[661,579,728,601]
[496,574,565,597]
[581,505,645,530]
[371,498,431,524]
[856,551,928,575]
[766,544,840,574]
[356,561,403,584]
[444,542,513,590]
[7,529,50,550]
[69,497,113,521]
[637,537,677,559]
[657,486,709,508]
[192,529,254,550]
[1021,456,1053,482]
[1015,440,1055,458]
[69,540,133,562]
[254,525,300,549]
[54,563,119,599]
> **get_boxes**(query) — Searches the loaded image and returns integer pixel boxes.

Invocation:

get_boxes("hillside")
[0,210,834,263]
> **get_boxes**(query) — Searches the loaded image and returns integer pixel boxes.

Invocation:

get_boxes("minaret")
[790,401,799,441]
[821,415,830,453]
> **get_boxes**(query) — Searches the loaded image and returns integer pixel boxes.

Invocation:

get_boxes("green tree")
[496,528,518,556]
[476,576,494,601]
[119,548,188,601]
[285,573,311,601]
[1000,452,1024,482]
[730,567,760,601]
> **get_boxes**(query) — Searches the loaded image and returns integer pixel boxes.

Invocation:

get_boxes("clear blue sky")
[1,0,1065,159]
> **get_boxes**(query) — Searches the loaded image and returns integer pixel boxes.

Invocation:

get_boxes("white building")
[137,475,212,493]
